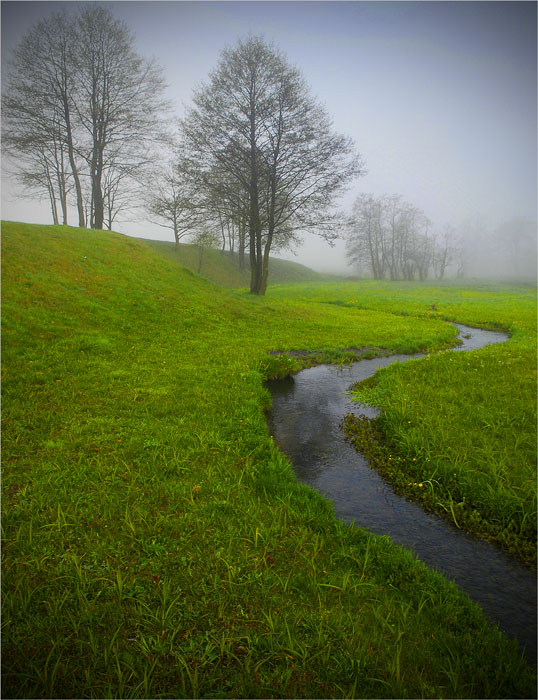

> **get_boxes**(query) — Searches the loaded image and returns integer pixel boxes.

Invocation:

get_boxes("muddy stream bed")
[266,324,536,665]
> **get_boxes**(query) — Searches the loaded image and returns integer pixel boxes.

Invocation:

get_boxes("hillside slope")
[2,221,534,699]
[141,237,326,287]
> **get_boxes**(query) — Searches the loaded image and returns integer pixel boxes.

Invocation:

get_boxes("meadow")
[2,221,536,699]
[269,280,537,567]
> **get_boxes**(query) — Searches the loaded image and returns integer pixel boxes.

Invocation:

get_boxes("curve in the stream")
[266,324,536,666]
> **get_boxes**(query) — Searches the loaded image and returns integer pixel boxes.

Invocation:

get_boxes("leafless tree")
[433,225,456,279]
[180,36,362,294]
[2,11,86,226]
[2,5,170,231]
[347,193,440,280]
[191,228,221,274]
[147,166,200,250]
[346,194,386,279]
[74,5,170,229]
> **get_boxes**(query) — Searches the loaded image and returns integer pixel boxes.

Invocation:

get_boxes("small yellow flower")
[418,483,423,488]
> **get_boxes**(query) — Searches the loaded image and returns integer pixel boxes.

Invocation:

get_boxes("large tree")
[2,5,169,230]
[2,11,86,226]
[75,5,169,229]
[180,37,362,294]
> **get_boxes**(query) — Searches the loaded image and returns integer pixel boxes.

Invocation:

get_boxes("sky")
[1,0,537,272]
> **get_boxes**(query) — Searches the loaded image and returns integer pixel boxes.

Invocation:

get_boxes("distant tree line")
[2,5,169,231]
[346,193,460,281]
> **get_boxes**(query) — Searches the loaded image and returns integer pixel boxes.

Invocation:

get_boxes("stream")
[266,324,537,665]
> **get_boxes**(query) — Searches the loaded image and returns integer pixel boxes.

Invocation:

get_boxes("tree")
[191,228,220,274]
[180,36,362,294]
[2,10,86,226]
[75,5,169,229]
[346,194,386,279]
[147,165,200,249]
[2,5,169,230]
[347,193,437,280]
[433,225,456,279]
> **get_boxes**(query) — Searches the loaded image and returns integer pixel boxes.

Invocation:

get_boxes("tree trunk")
[47,176,59,225]
[259,238,272,295]
[62,95,85,228]
[92,167,104,229]
[239,238,245,269]
[238,219,246,269]
[174,213,180,251]
[249,229,259,293]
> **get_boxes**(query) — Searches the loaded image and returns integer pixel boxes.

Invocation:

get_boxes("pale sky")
[2,1,536,272]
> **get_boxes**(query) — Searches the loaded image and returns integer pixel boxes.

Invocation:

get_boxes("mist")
[2,1,536,282]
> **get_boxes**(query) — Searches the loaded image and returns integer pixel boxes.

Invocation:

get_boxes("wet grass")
[141,238,326,288]
[272,281,536,566]
[2,222,536,698]
[269,281,536,568]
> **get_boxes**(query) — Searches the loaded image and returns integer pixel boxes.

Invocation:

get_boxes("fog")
[2,1,536,279]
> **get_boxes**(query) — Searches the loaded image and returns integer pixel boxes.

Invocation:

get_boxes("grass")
[140,238,326,288]
[2,221,536,698]
[267,281,536,567]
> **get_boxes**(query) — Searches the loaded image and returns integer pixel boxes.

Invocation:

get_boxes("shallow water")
[267,325,537,665]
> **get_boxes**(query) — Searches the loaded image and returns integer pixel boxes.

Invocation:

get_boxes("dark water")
[267,325,537,665]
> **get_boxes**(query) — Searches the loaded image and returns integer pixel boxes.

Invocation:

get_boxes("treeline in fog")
[346,193,536,282]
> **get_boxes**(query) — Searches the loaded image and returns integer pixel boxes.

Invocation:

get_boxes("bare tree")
[346,194,386,279]
[191,228,220,274]
[2,11,86,226]
[347,193,439,280]
[75,5,170,229]
[180,36,362,294]
[433,225,456,279]
[147,165,200,249]
[2,5,170,231]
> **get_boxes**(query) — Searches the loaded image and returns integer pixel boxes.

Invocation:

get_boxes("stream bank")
[266,325,536,666]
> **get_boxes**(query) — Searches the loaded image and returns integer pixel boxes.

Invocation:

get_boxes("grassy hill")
[2,221,535,699]
[140,237,327,288]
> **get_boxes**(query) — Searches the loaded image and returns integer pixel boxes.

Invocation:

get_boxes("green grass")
[267,281,536,566]
[2,222,536,698]
[140,237,326,288]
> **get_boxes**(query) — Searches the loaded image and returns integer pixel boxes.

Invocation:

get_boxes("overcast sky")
[2,1,536,272]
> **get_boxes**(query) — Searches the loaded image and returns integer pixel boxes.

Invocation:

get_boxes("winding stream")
[267,325,537,665]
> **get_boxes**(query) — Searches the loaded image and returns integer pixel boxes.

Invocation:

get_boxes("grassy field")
[269,281,537,567]
[2,221,536,699]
